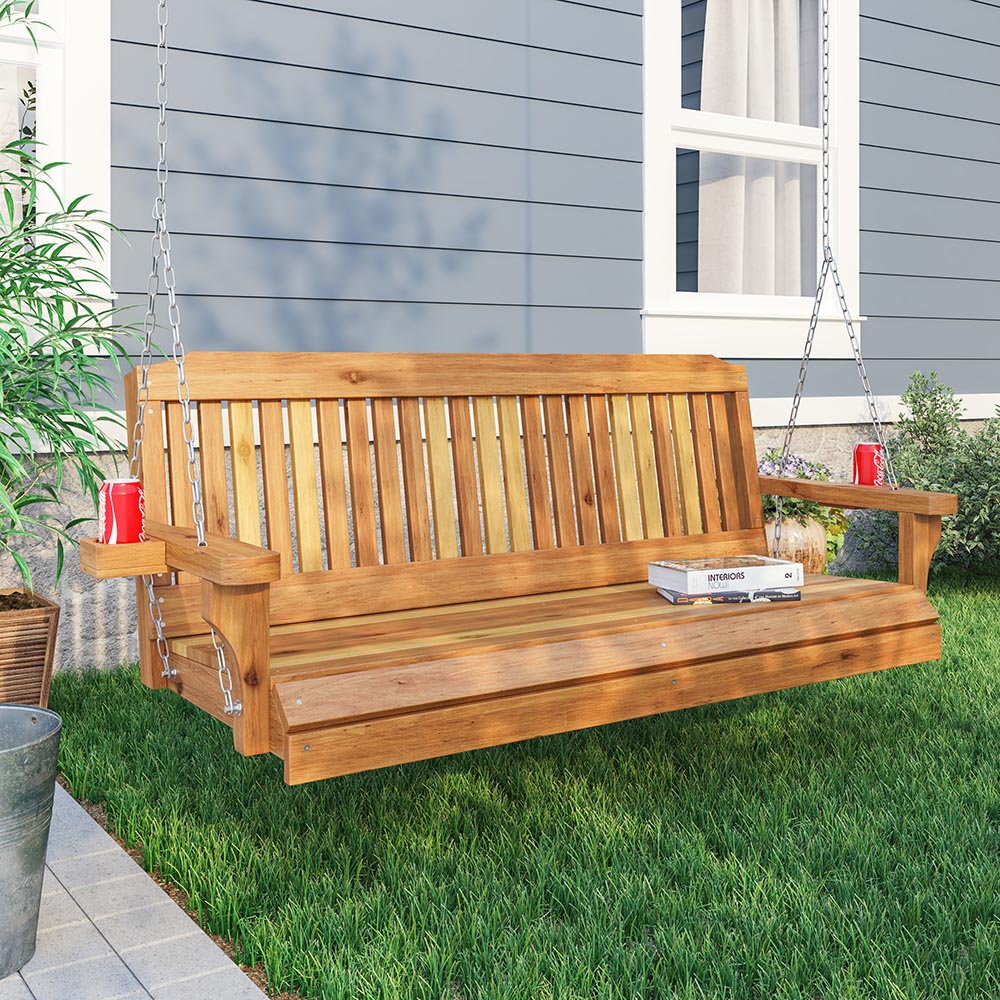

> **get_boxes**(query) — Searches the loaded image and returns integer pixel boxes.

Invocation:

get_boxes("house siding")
[109,0,644,354]
[742,0,1000,407]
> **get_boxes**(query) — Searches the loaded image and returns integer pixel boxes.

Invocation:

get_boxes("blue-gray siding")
[109,0,644,354]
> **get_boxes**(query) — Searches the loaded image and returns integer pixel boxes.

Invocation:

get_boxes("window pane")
[682,0,819,127]
[677,148,817,296]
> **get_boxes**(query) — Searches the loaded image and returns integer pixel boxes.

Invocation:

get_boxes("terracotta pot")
[764,518,828,576]
[0,590,60,708]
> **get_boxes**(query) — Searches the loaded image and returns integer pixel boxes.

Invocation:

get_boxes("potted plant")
[758,449,849,574]
[0,4,134,706]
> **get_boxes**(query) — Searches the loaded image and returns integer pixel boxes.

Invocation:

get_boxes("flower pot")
[764,518,828,575]
[0,590,60,709]
[0,704,62,978]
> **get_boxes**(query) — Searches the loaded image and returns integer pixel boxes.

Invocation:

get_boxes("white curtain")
[697,0,804,295]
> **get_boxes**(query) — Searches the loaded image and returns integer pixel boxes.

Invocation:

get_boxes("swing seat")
[82,353,956,784]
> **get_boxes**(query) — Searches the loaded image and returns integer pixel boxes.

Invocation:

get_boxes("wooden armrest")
[759,477,957,515]
[145,521,281,586]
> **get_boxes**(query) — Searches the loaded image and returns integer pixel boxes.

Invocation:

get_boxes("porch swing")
[79,0,956,784]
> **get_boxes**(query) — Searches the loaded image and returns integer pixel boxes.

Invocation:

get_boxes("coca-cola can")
[852,442,885,487]
[98,478,146,544]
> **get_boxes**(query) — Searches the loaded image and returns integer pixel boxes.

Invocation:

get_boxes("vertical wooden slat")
[689,393,723,534]
[138,399,169,525]
[708,393,741,531]
[424,397,459,559]
[288,399,323,572]
[668,393,703,534]
[228,401,261,547]
[542,395,577,546]
[586,394,621,544]
[398,397,433,563]
[449,396,483,556]
[566,396,600,545]
[728,391,765,531]
[520,395,555,550]
[197,402,229,537]
[497,396,532,553]
[649,394,684,537]
[629,394,664,539]
[608,394,643,541]
[165,403,196,585]
[473,397,508,554]
[316,399,352,569]
[371,398,407,564]
[258,400,294,574]
[345,398,380,567]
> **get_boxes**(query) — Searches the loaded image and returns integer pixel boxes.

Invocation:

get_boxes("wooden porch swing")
[78,1,957,785]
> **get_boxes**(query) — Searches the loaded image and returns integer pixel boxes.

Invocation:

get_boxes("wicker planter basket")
[0,591,60,708]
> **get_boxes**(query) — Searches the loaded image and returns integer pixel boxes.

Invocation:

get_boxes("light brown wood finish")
[146,522,281,585]
[668,393,702,534]
[543,395,577,547]
[258,400,294,574]
[344,399,380,567]
[197,402,230,537]
[566,395,601,546]
[520,395,555,550]
[449,396,483,557]
[649,394,683,537]
[423,397,458,559]
[371,398,407,564]
[497,395,533,553]
[629,394,663,538]
[689,393,723,534]
[398,397,434,563]
[898,513,943,593]
[608,395,643,541]
[473,396,508,554]
[287,399,324,573]
[586,394,621,544]
[729,392,765,531]
[228,401,262,547]
[165,402,197,586]
[707,394,740,531]
[759,477,959,515]
[316,400,352,570]
[79,539,169,579]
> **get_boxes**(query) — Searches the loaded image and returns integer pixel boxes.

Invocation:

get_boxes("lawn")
[52,569,1000,1000]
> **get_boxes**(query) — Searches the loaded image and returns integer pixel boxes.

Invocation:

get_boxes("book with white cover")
[647,555,804,594]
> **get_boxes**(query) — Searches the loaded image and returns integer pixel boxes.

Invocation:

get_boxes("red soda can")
[852,443,885,487]
[98,478,146,544]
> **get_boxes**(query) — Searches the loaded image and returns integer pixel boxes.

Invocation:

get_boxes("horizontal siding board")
[857,318,1000,360]
[862,232,1000,281]
[861,61,1000,127]
[862,0,1000,42]
[862,190,1000,244]
[111,44,642,161]
[861,275,1000,320]
[112,295,643,353]
[111,0,642,110]
[860,147,1000,203]
[862,104,1000,164]
[112,168,642,259]
[112,106,642,211]
[114,234,642,307]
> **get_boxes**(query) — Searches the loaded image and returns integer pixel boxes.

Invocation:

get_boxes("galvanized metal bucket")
[0,704,62,979]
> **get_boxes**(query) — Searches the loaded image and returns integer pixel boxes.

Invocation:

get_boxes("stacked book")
[647,556,805,605]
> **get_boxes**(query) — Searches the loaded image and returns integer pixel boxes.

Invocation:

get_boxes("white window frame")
[642,0,861,360]
[0,0,111,275]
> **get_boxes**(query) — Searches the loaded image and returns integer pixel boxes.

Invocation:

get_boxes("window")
[643,0,860,359]
[0,0,111,273]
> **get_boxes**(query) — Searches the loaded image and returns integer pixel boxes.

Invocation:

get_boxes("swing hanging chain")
[773,0,897,558]
[128,0,241,716]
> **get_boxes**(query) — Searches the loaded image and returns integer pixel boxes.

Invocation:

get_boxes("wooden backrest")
[129,353,766,617]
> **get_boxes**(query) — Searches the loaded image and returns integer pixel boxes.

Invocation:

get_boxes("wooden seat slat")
[669,393,703,534]
[520,395,555,550]
[690,393,723,534]
[449,396,482,557]
[288,399,324,573]
[423,397,459,560]
[586,394,622,544]
[497,396,533,553]
[608,394,643,541]
[344,398,379,567]
[259,400,295,574]
[372,398,407,564]
[197,402,229,537]
[543,395,577,546]
[566,395,601,546]
[316,399,352,569]
[648,394,683,537]
[398,397,434,563]
[473,396,508,554]
[629,394,664,539]
[228,400,261,546]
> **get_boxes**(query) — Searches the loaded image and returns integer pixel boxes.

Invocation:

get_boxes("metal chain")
[129,0,240,716]
[773,0,897,557]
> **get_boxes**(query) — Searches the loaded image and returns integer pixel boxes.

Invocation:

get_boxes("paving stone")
[46,839,146,894]
[20,912,114,976]
[0,975,34,999]
[35,880,89,934]
[150,966,268,1000]
[45,790,121,864]
[22,952,146,1000]
[93,899,195,955]
[120,931,236,992]
[69,872,168,925]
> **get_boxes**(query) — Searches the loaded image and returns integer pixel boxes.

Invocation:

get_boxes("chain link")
[128,0,240,715]
[773,0,897,557]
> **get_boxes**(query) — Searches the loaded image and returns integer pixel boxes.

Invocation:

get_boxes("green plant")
[0,5,135,589]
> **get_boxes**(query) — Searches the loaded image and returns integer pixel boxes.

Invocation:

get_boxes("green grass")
[52,569,1000,1000]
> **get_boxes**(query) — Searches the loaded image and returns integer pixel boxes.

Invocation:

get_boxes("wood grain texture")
[566,395,600,546]
[146,521,281,585]
[629,394,663,539]
[587,394,621,544]
[424,397,459,559]
[449,396,483,557]
[316,400,353,570]
[197,402,229,537]
[228,401,262,547]
[729,392,764,530]
[898,512,943,592]
[371,398,407,564]
[608,394,642,541]
[669,393,702,535]
[708,394,740,532]
[344,399,380,567]
[79,539,168,579]
[497,395,532,553]
[258,400,294,575]
[165,403,197,585]
[398,397,433,563]
[689,393,723,534]
[543,395,577,547]
[288,399,324,573]
[649,394,683,537]
[520,395,555,550]
[473,396,508,554]
[760,478,959,515]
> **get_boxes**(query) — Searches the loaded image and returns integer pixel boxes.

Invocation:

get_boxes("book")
[656,586,802,606]
[647,555,804,593]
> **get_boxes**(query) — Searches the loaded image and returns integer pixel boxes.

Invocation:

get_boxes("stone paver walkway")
[0,786,267,1000]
